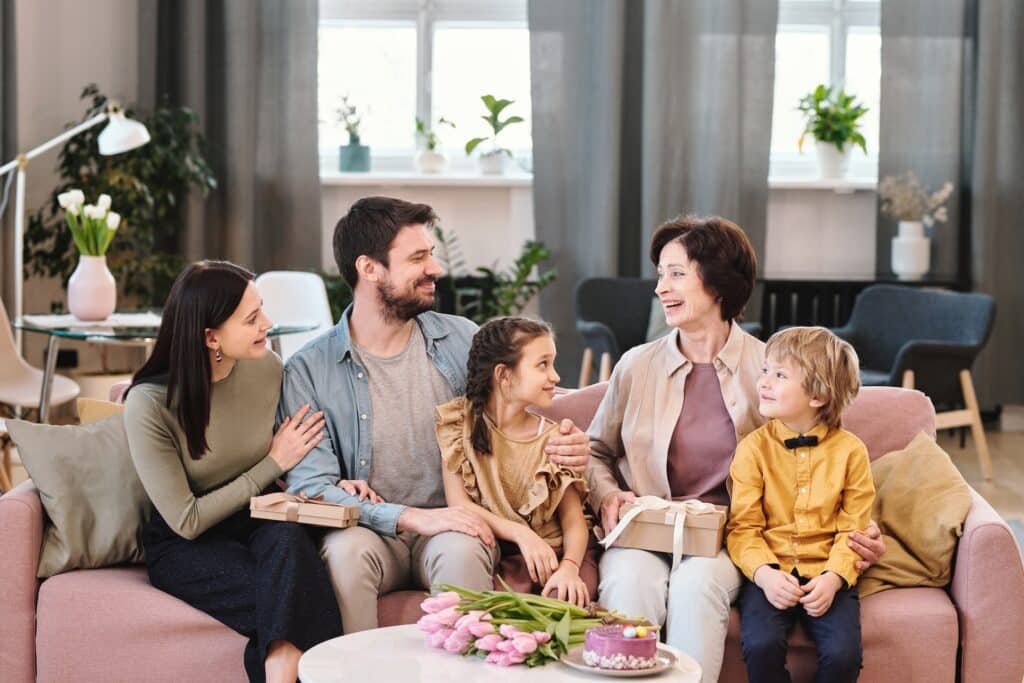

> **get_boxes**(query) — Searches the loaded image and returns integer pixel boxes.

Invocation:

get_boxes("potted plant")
[337,95,370,172]
[415,117,455,174]
[879,171,953,279]
[464,95,524,175]
[797,84,868,179]
[25,84,216,312]
[57,189,121,320]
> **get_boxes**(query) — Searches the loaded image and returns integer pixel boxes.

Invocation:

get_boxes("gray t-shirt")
[352,324,454,508]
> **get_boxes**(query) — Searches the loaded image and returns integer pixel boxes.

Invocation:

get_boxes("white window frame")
[770,0,881,183]
[319,0,530,172]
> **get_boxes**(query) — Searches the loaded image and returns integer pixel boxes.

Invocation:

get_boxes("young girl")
[435,317,594,607]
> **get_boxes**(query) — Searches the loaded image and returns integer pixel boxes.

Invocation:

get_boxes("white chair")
[0,298,80,421]
[255,271,334,362]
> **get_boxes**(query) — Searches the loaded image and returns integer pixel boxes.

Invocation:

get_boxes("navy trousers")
[739,577,863,683]
[143,506,342,682]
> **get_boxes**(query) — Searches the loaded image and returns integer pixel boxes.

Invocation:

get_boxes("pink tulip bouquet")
[418,581,644,667]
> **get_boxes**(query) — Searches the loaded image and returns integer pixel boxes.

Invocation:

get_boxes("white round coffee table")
[299,624,701,682]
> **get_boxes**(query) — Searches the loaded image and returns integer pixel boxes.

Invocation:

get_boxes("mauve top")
[666,363,737,506]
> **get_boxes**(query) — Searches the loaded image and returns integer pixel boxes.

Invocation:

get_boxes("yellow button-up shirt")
[726,419,875,587]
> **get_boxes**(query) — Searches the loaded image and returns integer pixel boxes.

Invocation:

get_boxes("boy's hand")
[800,571,844,617]
[753,565,803,610]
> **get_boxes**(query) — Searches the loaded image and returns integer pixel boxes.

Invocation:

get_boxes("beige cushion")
[77,398,125,424]
[6,415,149,577]
[858,431,972,597]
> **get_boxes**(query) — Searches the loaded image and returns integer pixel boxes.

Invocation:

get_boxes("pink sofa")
[2,386,1022,682]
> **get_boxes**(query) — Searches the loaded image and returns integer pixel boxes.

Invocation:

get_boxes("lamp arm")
[0,111,109,177]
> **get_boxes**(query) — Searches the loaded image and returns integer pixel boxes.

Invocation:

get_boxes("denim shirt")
[278,305,477,537]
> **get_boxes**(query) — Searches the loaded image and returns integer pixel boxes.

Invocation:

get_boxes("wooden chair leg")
[598,352,613,383]
[959,369,993,480]
[901,370,915,389]
[578,348,594,388]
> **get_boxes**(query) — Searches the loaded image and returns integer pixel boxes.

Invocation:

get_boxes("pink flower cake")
[582,625,658,670]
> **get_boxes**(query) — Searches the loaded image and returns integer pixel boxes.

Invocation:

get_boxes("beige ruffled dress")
[434,396,588,549]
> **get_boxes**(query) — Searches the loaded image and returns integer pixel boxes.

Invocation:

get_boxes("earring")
[215,348,223,363]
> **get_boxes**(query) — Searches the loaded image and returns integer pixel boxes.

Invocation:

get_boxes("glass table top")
[14,312,319,341]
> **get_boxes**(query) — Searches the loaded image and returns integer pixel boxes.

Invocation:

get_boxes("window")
[318,0,532,172]
[770,0,881,181]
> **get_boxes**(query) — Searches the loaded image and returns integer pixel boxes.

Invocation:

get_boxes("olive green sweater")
[124,352,285,540]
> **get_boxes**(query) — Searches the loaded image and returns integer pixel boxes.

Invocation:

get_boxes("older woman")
[587,215,884,682]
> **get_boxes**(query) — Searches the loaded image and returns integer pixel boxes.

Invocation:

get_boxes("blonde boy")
[727,327,874,683]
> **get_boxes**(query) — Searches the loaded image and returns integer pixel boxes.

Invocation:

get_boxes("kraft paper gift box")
[601,497,728,567]
[250,492,360,529]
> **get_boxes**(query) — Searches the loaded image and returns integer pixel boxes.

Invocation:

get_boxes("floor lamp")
[0,104,150,354]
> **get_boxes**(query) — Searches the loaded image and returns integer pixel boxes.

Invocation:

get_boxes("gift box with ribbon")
[250,492,360,529]
[599,496,728,569]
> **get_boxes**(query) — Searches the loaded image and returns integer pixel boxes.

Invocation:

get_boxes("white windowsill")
[320,169,533,188]
[768,176,877,193]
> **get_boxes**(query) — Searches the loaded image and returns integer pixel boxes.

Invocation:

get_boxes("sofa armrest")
[950,489,1024,683]
[0,481,43,683]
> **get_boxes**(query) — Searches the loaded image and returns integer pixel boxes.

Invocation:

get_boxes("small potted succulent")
[465,95,524,175]
[337,95,370,172]
[797,84,868,179]
[415,116,455,174]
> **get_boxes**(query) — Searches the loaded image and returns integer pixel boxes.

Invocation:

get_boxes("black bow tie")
[784,435,818,449]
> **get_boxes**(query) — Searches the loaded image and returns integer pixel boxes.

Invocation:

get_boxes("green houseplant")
[797,84,868,179]
[337,95,370,172]
[464,95,524,175]
[415,117,455,174]
[24,84,216,311]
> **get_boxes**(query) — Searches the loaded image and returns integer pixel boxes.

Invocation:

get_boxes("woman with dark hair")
[586,216,886,682]
[124,260,344,683]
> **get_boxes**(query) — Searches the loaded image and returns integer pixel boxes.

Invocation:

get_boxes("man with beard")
[279,196,591,632]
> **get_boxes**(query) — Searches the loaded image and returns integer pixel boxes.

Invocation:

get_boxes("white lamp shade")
[98,112,151,155]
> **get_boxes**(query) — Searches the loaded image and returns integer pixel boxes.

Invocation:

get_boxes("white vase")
[814,141,852,179]
[891,220,930,280]
[478,150,508,175]
[415,149,447,174]
[68,255,116,321]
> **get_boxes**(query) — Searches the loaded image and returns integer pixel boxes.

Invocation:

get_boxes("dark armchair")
[831,284,996,478]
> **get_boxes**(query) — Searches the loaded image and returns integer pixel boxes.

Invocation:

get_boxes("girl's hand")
[270,404,325,471]
[336,479,385,503]
[542,563,590,607]
[515,528,560,586]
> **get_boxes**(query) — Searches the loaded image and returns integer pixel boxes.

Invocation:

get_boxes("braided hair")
[466,317,553,455]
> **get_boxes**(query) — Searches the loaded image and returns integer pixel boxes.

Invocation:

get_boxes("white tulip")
[57,192,72,208]
[106,212,121,230]
[69,189,85,206]
[67,204,81,216]
[83,204,97,219]
[97,194,112,211]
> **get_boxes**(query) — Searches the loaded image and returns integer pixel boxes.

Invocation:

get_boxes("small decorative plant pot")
[891,220,930,280]
[478,150,508,175]
[814,141,852,179]
[339,143,371,172]
[416,149,447,174]
[68,255,116,321]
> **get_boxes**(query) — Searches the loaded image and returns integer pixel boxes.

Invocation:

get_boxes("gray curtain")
[969,1,1024,407]
[137,0,321,274]
[528,0,778,381]
[0,0,14,312]
[880,0,1024,406]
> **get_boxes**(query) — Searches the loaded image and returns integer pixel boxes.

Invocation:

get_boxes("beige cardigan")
[586,321,766,512]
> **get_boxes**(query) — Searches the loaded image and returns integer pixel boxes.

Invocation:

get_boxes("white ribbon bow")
[599,496,719,570]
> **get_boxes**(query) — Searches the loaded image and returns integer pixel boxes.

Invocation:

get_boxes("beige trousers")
[321,526,498,633]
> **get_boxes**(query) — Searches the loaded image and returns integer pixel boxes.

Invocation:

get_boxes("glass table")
[14,313,319,423]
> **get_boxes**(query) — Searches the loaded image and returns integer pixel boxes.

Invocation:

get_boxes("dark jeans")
[739,576,863,683]
[144,506,342,683]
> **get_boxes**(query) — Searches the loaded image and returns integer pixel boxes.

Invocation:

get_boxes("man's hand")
[545,419,589,474]
[753,565,803,610]
[850,520,886,572]
[599,489,637,535]
[800,572,843,617]
[396,506,496,547]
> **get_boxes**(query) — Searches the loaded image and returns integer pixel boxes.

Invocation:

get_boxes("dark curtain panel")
[880,0,1024,406]
[529,0,778,381]
[137,0,322,274]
